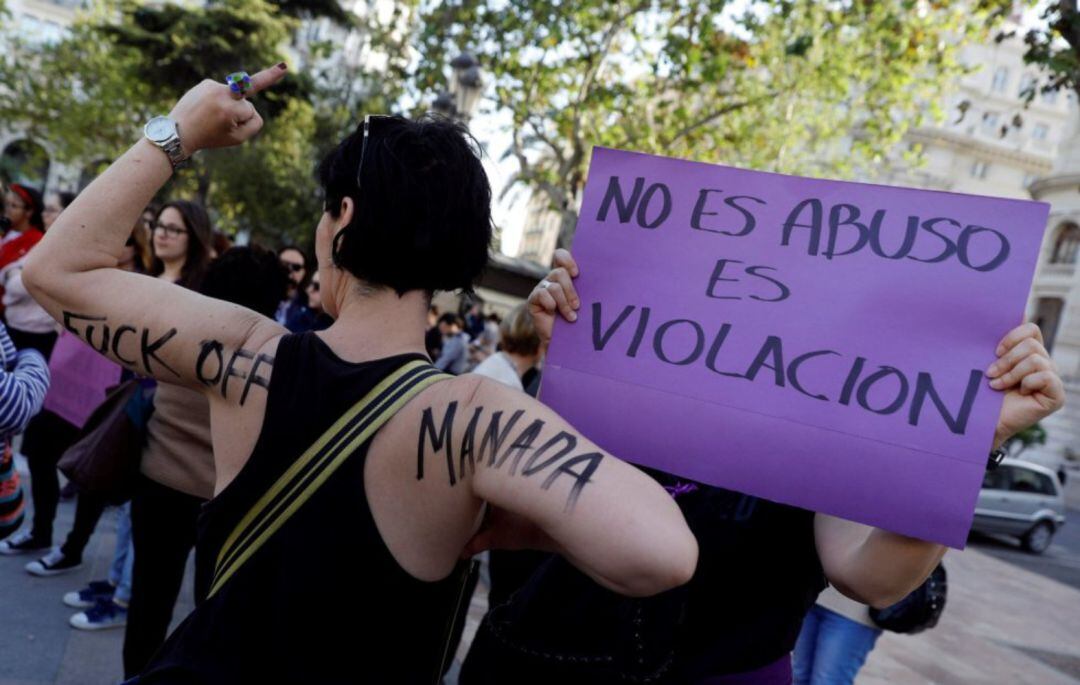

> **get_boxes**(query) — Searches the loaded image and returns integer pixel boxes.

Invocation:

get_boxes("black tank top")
[136,333,467,684]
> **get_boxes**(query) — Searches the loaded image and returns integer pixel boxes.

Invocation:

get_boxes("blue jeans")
[793,605,881,685]
[108,503,135,606]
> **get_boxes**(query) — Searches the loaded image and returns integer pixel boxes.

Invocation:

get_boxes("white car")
[972,458,1067,554]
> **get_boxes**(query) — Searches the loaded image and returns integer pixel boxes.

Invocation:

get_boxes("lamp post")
[432,52,483,122]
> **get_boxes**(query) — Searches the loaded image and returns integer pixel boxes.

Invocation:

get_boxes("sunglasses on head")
[333,114,392,259]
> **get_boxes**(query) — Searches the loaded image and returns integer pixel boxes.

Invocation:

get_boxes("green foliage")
[411,0,1014,252]
[1005,422,1048,456]
[1019,1,1080,101]
[0,0,375,244]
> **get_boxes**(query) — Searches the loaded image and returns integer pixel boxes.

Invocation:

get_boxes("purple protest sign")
[541,147,1049,548]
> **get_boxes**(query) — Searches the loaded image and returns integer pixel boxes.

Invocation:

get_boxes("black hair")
[9,184,44,231]
[317,114,492,295]
[277,245,312,289]
[151,200,213,290]
[58,191,77,209]
[437,312,463,329]
[200,245,290,318]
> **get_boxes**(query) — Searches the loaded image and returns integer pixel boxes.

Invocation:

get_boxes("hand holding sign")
[987,323,1065,447]
[540,147,1058,547]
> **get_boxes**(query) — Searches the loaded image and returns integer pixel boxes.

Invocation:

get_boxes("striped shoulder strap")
[208,359,450,598]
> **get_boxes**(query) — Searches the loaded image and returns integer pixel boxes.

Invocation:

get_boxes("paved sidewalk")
[860,542,1080,684]
[0,456,194,685]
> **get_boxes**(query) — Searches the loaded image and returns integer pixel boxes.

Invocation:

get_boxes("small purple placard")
[542,147,1049,547]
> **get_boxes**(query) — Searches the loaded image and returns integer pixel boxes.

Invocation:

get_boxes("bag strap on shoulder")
[208,359,450,598]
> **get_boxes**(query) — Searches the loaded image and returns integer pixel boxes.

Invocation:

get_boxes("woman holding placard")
[460,248,1065,684]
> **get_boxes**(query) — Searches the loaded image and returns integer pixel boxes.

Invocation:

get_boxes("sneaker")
[0,529,49,556]
[63,580,116,609]
[26,548,82,577]
[69,598,127,631]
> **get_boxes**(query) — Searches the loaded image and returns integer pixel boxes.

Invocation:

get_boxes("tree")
[1018,1,1080,102]
[0,0,387,244]
[411,0,1014,254]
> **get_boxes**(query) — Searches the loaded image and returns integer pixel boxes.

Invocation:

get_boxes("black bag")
[57,380,154,505]
[869,563,947,634]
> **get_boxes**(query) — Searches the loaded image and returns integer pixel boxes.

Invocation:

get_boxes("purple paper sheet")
[542,147,1049,548]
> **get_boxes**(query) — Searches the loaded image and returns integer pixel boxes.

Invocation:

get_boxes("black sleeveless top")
[462,479,826,684]
[135,333,467,684]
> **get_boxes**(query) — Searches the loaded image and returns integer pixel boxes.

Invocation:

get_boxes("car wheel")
[1022,521,1054,554]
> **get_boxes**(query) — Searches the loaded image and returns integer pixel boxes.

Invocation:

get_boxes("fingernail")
[278,62,288,70]
[990,378,1003,389]
[986,364,998,377]
[995,344,1005,356]
[568,312,577,322]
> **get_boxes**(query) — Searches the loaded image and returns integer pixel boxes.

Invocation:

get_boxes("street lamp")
[432,52,484,122]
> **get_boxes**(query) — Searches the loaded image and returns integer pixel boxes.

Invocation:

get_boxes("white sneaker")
[70,598,127,631]
[0,529,49,556]
[26,548,82,577]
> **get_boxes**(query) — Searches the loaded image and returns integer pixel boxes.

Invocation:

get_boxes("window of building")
[1033,297,1065,353]
[1051,223,1080,264]
[991,66,1009,93]
[970,160,989,179]
[1019,73,1037,98]
[1033,123,1049,140]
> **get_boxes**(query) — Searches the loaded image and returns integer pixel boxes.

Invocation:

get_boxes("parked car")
[972,458,1067,554]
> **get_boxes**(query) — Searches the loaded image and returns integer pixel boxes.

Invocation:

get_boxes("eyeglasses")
[151,222,188,238]
[281,261,305,273]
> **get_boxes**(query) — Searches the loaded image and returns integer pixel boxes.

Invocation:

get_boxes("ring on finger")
[539,279,554,289]
[225,71,253,98]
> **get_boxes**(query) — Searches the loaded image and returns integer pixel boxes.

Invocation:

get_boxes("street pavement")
[3,453,1080,685]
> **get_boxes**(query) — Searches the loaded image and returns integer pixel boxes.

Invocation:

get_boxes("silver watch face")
[145,116,177,143]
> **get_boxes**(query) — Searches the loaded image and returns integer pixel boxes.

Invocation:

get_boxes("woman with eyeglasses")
[150,201,213,290]
[0,184,58,356]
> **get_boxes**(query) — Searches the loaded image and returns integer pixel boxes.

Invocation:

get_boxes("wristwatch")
[144,116,189,170]
[987,446,1007,471]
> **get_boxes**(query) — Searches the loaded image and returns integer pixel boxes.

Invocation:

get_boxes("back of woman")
[137,334,467,684]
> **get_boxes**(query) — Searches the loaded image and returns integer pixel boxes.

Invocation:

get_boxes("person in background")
[425,305,442,360]
[210,230,232,259]
[297,270,333,332]
[42,191,77,231]
[0,322,50,542]
[792,586,881,685]
[1,183,44,248]
[150,200,213,290]
[5,221,152,567]
[471,305,540,393]
[275,245,310,326]
[462,300,485,340]
[121,244,290,674]
[433,312,470,374]
[1,185,61,356]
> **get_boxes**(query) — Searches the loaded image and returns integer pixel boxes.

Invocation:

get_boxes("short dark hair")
[200,245,290,318]
[437,312,463,329]
[58,191,77,210]
[317,115,492,295]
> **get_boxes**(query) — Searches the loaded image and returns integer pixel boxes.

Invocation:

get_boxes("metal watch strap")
[160,134,188,170]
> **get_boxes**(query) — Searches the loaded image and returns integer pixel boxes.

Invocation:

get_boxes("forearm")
[816,514,945,608]
[26,139,170,302]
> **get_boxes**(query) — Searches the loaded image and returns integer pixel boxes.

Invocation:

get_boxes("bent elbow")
[616,532,699,598]
[21,252,46,300]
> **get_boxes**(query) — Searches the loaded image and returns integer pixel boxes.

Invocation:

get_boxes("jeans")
[793,605,881,685]
[109,503,135,605]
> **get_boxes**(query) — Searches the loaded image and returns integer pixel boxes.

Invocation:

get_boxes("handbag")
[57,379,155,505]
[869,563,947,634]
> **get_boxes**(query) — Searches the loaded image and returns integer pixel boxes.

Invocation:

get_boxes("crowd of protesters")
[0,61,1066,685]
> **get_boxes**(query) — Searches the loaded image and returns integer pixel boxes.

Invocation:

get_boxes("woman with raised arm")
[22,65,697,683]
[460,249,1067,684]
